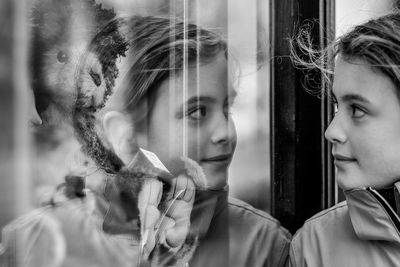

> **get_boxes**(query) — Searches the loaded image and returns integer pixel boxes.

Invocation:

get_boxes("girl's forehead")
[159,54,232,99]
[333,56,399,105]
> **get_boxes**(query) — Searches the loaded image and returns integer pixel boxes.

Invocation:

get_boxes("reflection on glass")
[0,0,288,266]
[102,0,271,212]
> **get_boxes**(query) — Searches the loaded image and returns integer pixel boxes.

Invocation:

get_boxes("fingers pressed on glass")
[158,175,195,249]
[163,200,192,248]
[137,178,163,255]
[138,179,163,209]
[168,174,196,203]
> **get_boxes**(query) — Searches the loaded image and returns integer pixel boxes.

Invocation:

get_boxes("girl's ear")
[102,110,139,164]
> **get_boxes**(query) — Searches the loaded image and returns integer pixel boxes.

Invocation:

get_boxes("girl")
[290,13,400,266]
[104,15,291,267]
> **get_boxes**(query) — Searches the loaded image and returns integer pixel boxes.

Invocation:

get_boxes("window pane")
[1,0,273,262]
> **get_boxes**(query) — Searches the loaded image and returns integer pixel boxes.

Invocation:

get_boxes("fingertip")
[169,175,195,202]
[164,224,189,248]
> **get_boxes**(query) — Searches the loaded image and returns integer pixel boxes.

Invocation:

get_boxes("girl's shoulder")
[227,197,291,267]
[290,200,351,257]
[293,201,349,238]
[227,197,291,240]
[228,197,287,227]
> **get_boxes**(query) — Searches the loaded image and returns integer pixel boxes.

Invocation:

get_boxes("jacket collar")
[188,186,228,239]
[345,181,400,242]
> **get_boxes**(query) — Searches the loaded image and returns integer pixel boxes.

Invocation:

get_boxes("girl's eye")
[350,104,366,119]
[57,51,68,63]
[333,102,338,114]
[330,96,338,114]
[223,104,233,118]
[188,106,207,120]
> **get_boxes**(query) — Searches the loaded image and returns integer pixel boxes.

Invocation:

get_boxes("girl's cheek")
[186,138,203,163]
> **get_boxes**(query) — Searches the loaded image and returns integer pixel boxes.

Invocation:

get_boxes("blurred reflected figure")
[106,15,291,267]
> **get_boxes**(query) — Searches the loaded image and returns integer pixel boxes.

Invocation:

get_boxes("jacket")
[190,189,291,267]
[0,176,290,267]
[290,181,400,267]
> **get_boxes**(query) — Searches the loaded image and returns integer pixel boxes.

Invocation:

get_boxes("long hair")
[115,16,228,118]
[290,12,400,95]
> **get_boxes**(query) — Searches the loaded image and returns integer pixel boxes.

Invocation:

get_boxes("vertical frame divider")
[270,0,335,233]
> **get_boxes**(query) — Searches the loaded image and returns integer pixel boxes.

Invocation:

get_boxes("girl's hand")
[102,111,196,259]
[139,174,195,258]
[156,174,195,249]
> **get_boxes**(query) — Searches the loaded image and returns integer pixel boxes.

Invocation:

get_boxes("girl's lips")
[333,154,357,166]
[201,154,232,163]
[333,154,356,161]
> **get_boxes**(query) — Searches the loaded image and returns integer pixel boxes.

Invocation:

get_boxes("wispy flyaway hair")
[291,12,400,96]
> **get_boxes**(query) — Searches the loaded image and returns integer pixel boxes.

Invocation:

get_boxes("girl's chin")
[337,175,376,191]
[202,168,228,190]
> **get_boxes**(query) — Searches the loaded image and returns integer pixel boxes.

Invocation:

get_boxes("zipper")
[367,187,400,232]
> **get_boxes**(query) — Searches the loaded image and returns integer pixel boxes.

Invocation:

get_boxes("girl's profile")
[290,12,400,267]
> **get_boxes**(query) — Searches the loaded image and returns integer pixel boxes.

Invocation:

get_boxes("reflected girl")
[105,15,291,266]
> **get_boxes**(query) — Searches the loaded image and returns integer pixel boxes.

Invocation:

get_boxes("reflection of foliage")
[30,0,118,45]
[77,17,128,111]
[72,13,128,173]
[30,0,126,118]
[30,0,127,179]
[73,109,124,173]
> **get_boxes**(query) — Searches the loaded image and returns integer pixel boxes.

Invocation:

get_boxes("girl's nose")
[211,118,237,145]
[324,115,346,144]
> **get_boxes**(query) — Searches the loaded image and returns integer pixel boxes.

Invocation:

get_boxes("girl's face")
[141,53,237,189]
[325,56,400,190]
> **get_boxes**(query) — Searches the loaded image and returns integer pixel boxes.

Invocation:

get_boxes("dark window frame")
[270,0,336,233]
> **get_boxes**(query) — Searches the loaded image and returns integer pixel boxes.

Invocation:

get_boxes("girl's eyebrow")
[182,89,237,108]
[341,93,371,104]
[183,96,216,107]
